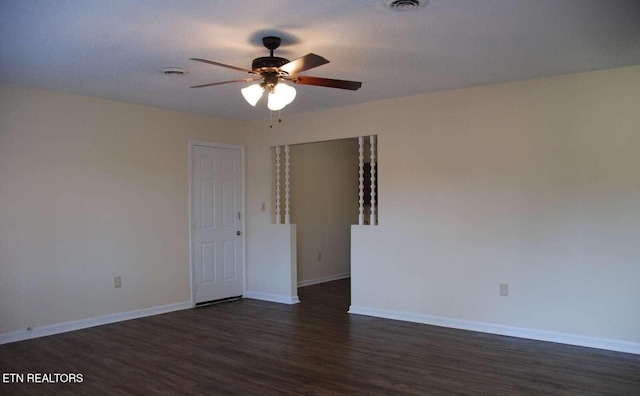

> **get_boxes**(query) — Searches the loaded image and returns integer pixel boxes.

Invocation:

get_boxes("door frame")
[188,140,246,306]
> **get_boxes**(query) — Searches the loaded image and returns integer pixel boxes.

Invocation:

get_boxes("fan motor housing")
[251,56,290,73]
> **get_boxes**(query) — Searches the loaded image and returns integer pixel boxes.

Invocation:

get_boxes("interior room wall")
[0,83,245,335]
[289,140,359,287]
[245,65,640,348]
[4,65,638,350]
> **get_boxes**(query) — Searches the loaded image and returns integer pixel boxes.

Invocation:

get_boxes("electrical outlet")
[317,252,322,261]
[261,202,266,211]
[500,283,508,296]
[114,276,122,288]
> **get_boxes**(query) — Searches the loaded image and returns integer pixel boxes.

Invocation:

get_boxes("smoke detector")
[384,0,428,11]
[160,67,188,75]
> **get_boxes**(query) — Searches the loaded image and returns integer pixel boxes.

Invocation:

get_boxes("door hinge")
[237,211,241,220]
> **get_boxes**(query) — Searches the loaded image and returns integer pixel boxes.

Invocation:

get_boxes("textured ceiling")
[1,0,639,120]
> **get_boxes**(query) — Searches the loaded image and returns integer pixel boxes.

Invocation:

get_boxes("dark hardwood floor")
[1,279,639,395]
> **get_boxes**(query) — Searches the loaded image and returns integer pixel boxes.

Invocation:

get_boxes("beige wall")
[0,84,244,334]
[3,65,639,349]
[245,65,640,346]
[289,140,358,285]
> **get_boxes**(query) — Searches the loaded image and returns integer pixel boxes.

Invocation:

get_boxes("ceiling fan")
[190,36,362,111]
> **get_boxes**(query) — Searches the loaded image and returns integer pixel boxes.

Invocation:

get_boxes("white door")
[192,144,243,304]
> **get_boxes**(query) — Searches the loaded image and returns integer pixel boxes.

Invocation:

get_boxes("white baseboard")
[245,291,300,305]
[297,272,351,288]
[348,305,640,355]
[0,301,192,345]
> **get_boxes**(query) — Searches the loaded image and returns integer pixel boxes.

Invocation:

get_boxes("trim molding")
[245,291,300,305]
[0,301,192,345]
[297,273,351,288]
[348,305,640,355]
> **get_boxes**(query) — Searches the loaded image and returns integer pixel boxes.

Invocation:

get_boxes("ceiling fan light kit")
[190,35,362,123]
[241,84,265,106]
[267,82,297,111]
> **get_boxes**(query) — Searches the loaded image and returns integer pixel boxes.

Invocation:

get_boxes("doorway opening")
[272,137,377,309]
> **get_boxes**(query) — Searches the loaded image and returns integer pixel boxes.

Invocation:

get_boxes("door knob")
[237,231,241,236]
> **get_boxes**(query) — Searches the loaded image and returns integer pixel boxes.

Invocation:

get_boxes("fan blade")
[190,78,258,88]
[279,53,329,75]
[190,58,255,74]
[292,76,362,91]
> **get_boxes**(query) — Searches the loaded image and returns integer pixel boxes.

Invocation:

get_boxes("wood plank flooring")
[1,279,639,395]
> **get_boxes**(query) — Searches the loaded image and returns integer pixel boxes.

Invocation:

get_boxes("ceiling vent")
[160,67,188,75]
[383,0,427,11]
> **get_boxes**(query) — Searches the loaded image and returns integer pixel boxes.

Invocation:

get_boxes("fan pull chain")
[268,110,285,128]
